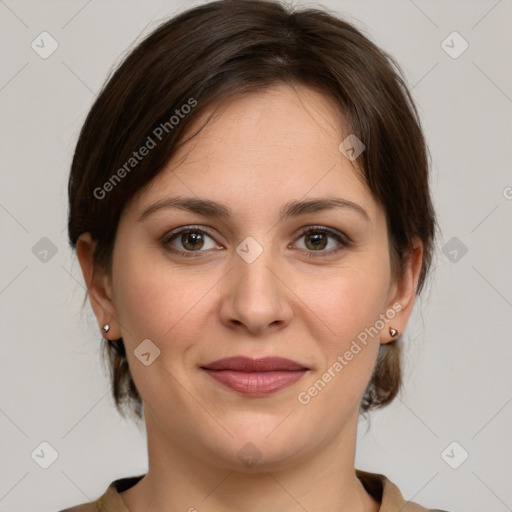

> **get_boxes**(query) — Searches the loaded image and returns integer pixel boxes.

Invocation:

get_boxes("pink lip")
[201,356,309,396]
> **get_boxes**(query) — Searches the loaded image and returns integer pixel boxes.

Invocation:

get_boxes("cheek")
[111,255,217,402]
[296,260,389,401]
[300,261,390,345]
[113,249,219,348]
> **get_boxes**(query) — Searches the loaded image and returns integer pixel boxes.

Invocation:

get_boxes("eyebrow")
[138,196,370,223]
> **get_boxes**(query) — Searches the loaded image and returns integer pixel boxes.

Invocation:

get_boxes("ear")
[76,233,121,340]
[381,237,424,344]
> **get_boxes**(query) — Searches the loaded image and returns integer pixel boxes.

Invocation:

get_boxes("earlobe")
[76,233,120,339]
[389,327,399,338]
[382,237,424,344]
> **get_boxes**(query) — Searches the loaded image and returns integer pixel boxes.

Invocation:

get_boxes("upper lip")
[201,356,308,372]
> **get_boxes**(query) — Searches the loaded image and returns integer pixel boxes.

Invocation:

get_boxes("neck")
[120,411,379,512]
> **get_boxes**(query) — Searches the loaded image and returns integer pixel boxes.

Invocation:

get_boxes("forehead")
[130,84,380,223]
[177,84,351,168]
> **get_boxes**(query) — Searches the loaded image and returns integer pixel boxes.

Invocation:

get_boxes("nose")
[219,242,294,336]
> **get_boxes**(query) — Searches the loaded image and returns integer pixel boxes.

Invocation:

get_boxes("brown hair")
[68,0,437,420]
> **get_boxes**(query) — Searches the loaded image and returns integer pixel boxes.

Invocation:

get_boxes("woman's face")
[84,84,420,471]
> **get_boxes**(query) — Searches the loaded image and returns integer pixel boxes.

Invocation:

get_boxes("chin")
[205,419,313,472]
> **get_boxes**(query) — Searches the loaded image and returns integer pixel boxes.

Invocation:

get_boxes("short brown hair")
[68,0,437,420]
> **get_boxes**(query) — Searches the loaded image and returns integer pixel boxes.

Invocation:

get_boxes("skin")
[77,84,423,512]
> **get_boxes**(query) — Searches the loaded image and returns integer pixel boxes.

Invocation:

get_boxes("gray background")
[1,0,511,511]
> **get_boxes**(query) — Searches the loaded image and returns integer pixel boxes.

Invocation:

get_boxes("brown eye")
[163,227,219,256]
[180,231,206,251]
[304,232,328,250]
[294,227,349,257]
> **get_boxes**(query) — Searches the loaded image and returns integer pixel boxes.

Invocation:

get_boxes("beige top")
[59,470,449,511]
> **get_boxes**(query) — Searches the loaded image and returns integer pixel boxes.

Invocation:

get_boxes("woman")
[62,0,447,510]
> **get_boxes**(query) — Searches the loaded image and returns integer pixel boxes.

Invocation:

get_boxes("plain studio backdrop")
[1,1,511,511]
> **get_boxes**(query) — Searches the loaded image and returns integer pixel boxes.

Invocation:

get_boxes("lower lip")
[202,369,307,396]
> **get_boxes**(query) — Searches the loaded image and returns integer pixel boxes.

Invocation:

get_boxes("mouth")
[200,356,309,396]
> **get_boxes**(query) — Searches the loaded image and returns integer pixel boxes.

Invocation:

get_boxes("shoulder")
[57,475,145,512]
[58,504,99,512]
[58,500,103,512]
[356,469,451,512]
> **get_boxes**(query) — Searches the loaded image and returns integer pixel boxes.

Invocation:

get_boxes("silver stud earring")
[101,324,110,334]
[389,327,399,338]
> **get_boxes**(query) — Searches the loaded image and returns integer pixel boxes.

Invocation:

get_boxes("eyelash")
[161,225,351,259]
